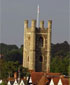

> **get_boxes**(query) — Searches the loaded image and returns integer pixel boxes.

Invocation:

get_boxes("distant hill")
[51,41,70,58]
[0,43,18,56]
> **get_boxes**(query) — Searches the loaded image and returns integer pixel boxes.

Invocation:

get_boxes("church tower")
[23,20,52,73]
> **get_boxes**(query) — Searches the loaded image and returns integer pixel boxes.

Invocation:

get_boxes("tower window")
[28,36,30,40]
[39,56,43,62]
[28,56,29,61]
[39,37,43,47]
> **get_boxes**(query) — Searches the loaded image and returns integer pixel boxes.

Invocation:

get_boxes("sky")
[0,0,69,47]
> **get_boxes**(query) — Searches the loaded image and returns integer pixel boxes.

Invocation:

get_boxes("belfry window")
[39,56,43,62]
[39,37,43,47]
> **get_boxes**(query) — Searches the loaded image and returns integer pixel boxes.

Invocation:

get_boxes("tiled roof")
[7,77,15,81]
[52,77,69,85]
[37,75,49,85]
[31,72,44,84]
[61,78,69,85]
[7,72,69,85]
[53,77,60,85]
[30,72,69,85]
[46,73,61,76]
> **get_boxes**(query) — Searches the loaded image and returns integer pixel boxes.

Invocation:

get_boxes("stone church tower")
[23,20,52,73]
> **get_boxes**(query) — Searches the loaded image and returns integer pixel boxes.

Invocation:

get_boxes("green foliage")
[68,65,70,76]
[19,45,23,56]
[0,60,19,79]
[19,65,30,78]
[0,81,6,85]
[50,41,70,75]
[0,43,18,57]
[5,49,22,64]
[50,56,70,75]
[0,59,30,79]
[51,41,69,57]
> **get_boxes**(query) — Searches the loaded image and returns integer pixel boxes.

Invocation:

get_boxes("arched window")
[39,56,43,62]
[28,56,29,61]
[39,37,43,47]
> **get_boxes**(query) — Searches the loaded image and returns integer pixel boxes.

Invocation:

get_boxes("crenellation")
[24,20,28,28]
[40,20,44,29]
[24,20,49,31]
[31,20,36,32]
[31,20,36,27]
[48,20,52,31]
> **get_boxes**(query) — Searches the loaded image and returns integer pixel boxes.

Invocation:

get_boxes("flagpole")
[37,4,40,28]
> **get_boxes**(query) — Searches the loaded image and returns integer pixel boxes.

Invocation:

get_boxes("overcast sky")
[0,0,69,47]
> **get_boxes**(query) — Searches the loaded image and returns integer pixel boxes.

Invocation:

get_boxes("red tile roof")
[37,75,48,85]
[46,72,61,76]
[31,72,44,84]
[30,72,69,85]
[7,72,69,85]
[53,77,60,85]
[61,78,69,85]
[52,77,69,85]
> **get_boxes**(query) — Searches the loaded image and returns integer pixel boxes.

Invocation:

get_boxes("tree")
[0,43,18,58]
[0,81,6,85]
[51,41,70,57]
[6,49,22,64]
[50,56,70,75]
[0,59,19,79]
[18,65,30,78]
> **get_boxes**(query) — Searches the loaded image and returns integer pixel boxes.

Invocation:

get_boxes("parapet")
[48,20,52,23]
[40,21,44,29]
[31,20,36,28]
[48,20,52,28]
[24,20,52,30]
[24,20,36,28]
[24,20,28,28]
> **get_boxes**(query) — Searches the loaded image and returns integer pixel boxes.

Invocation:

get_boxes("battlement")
[40,20,44,29]
[48,20,52,28]
[24,20,52,30]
